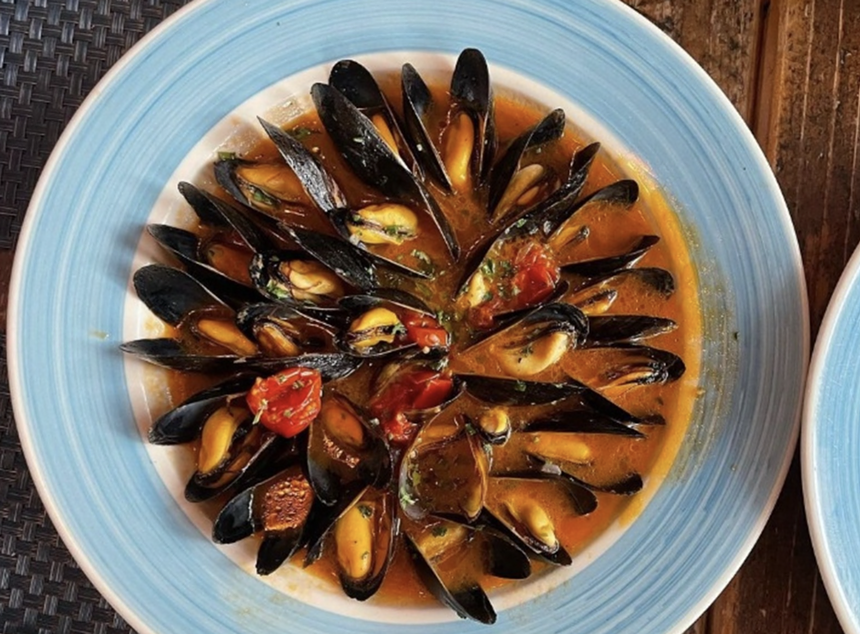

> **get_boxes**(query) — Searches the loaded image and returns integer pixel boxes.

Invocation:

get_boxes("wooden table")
[0,1,849,632]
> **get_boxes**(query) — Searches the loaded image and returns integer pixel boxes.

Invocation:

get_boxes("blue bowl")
[804,242,860,634]
[8,1,807,632]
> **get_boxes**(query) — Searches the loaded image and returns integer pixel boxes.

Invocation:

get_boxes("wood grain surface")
[0,0,856,632]
[627,0,854,632]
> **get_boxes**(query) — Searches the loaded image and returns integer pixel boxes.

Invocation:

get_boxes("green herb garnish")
[289,126,315,140]
[480,259,496,277]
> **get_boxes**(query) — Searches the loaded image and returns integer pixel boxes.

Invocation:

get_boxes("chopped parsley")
[399,486,418,508]
[514,380,527,392]
[217,151,237,161]
[251,399,267,425]
[289,126,315,140]
[251,186,276,206]
[358,504,373,519]
[411,249,435,274]
[431,525,448,537]
[265,280,292,300]
[482,290,494,302]
[480,259,496,277]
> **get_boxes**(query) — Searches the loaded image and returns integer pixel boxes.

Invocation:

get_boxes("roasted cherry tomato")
[246,367,322,438]
[402,311,449,350]
[511,242,560,307]
[370,369,454,444]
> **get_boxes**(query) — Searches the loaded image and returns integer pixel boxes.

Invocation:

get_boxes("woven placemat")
[0,3,191,632]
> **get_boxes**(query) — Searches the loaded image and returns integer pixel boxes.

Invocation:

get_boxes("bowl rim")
[802,242,860,634]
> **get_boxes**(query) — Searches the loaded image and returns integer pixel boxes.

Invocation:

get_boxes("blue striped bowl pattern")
[804,243,860,634]
[8,1,807,633]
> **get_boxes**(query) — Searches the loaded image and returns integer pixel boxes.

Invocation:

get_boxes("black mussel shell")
[120,338,362,379]
[586,315,677,346]
[487,108,566,219]
[147,224,262,309]
[185,432,297,503]
[523,409,645,438]
[307,394,392,506]
[258,118,349,213]
[212,465,315,576]
[460,375,584,406]
[178,180,230,227]
[404,531,497,625]
[562,235,660,278]
[401,63,453,191]
[148,374,257,445]
[311,82,459,260]
[450,48,497,185]
[133,264,220,327]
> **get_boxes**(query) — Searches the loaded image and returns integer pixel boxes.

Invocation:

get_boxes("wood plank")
[622,3,763,633]
[709,0,859,632]
[624,0,763,122]
[626,1,848,633]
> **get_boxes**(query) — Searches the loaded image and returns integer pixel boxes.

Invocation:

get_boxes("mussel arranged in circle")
[122,48,690,625]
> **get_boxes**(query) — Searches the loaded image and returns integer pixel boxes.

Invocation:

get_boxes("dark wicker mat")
[0,3,193,632]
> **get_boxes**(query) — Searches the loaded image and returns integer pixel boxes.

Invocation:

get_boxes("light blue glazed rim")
[804,243,860,634]
[8,1,807,633]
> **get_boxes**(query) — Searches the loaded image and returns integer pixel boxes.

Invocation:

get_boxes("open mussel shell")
[562,235,660,278]
[454,142,601,300]
[524,455,644,496]
[285,225,378,292]
[185,417,299,503]
[487,108,566,221]
[447,48,497,187]
[311,81,459,261]
[338,290,442,358]
[585,315,677,346]
[404,527,497,625]
[248,232,376,310]
[133,264,220,327]
[490,141,602,245]
[329,60,419,172]
[460,375,584,406]
[548,179,639,252]
[178,180,231,227]
[482,470,594,562]
[120,337,362,378]
[146,224,262,309]
[307,393,392,506]
[565,267,675,316]
[332,487,399,600]
[257,117,349,213]
[235,302,339,356]
[398,417,488,523]
[464,302,589,377]
[300,484,399,601]
[213,155,313,216]
[212,463,315,575]
[589,344,686,390]
[522,407,646,439]
[401,63,453,192]
[149,374,257,445]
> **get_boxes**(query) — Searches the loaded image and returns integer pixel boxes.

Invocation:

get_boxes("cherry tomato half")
[246,367,322,438]
[511,242,560,307]
[402,311,449,350]
[370,369,454,444]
